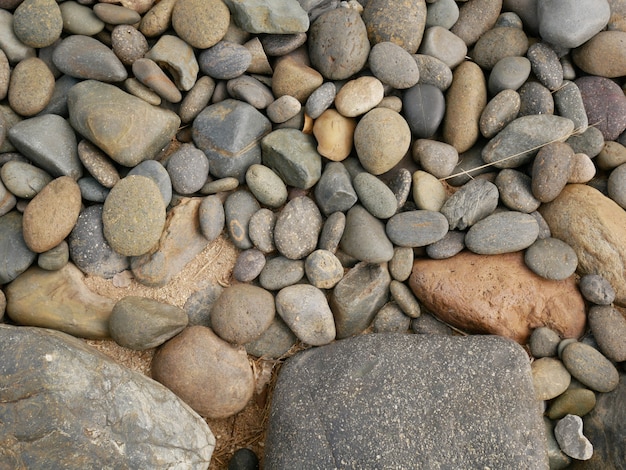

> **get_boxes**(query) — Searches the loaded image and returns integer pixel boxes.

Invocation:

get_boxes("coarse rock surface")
[266,334,548,469]
[540,184,626,307]
[0,324,215,469]
[409,251,586,344]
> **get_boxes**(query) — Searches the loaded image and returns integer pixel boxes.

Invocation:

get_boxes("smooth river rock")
[410,251,586,344]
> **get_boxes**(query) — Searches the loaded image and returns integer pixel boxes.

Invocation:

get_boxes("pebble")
[368,41,419,89]
[553,81,588,132]
[547,389,597,420]
[386,210,449,248]
[330,261,391,339]
[402,84,446,138]
[276,284,335,346]
[247,208,275,254]
[389,168,412,209]
[184,282,222,327]
[259,256,304,291]
[526,42,563,91]
[274,196,322,260]
[419,26,467,71]
[495,169,540,213]
[77,140,120,189]
[0,50,8,100]
[0,10,36,64]
[538,0,610,48]
[443,61,486,153]
[389,280,420,319]
[58,2,105,36]
[260,32,307,56]
[425,230,465,260]
[425,0,459,29]
[529,326,561,358]
[588,306,626,363]
[127,159,172,206]
[576,76,626,141]
[266,95,301,124]
[466,211,539,255]
[226,75,274,110]
[518,81,554,116]
[199,41,251,80]
[132,57,182,103]
[440,178,499,230]
[271,56,323,103]
[13,0,63,48]
[524,237,578,281]
[480,90,521,139]
[171,0,230,49]
[22,176,81,254]
[1,160,53,199]
[201,177,239,195]
[196,195,224,243]
[245,315,297,359]
[340,205,394,263]
[210,284,275,345]
[572,30,626,78]
[353,172,397,219]
[412,170,447,212]
[93,3,141,24]
[8,114,82,180]
[578,274,615,306]
[8,57,55,117]
[373,302,411,333]
[102,175,166,257]
[151,325,254,419]
[362,0,426,54]
[412,139,458,179]
[450,0,502,46]
[261,128,321,189]
[561,342,620,393]
[335,76,385,118]
[531,142,573,203]
[68,204,128,278]
[228,448,259,470]
[482,114,575,169]
[488,56,531,95]
[566,126,605,159]
[109,296,188,350]
[412,54,453,91]
[305,82,336,119]
[224,189,260,250]
[388,246,413,282]
[0,211,37,284]
[317,211,345,254]
[37,239,69,271]
[166,143,209,194]
[179,76,215,123]
[471,26,529,70]
[608,163,626,209]
[305,249,343,289]
[244,164,287,208]
[554,414,593,461]
[411,312,453,336]
[233,249,265,283]
[40,74,79,116]
[139,0,176,37]
[531,357,571,400]
[312,109,356,162]
[354,107,411,175]
[224,0,309,34]
[52,35,127,82]
[78,177,109,203]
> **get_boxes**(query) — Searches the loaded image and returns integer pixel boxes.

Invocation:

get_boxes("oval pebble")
[335,76,384,118]
[412,170,447,212]
[465,211,539,255]
[52,35,128,82]
[93,3,141,25]
[8,57,55,117]
[561,342,620,393]
[248,208,276,254]
[111,25,149,66]
[305,82,336,119]
[352,172,397,219]
[102,175,166,257]
[480,90,521,139]
[373,302,411,333]
[259,256,304,291]
[531,142,573,203]
[274,196,322,260]
[402,83,446,139]
[425,230,465,260]
[471,26,529,70]
[526,42,563,91]
[578,274,615,306]
[58,2,105,36]
[588,305,626,363]
[198,195,225,242]
[386,210,449,247]
[495,169,540,213]
[531,357,571,401]
[389,280,420,318]
[318,211,345,254]
[198,41,252,80]
[488,56,531,96]
[166,144,209,195]
[1,160,53,199]
[412,54,452,91]
[305,249,343,289]
[529,327,561,358]
[245,164,288,208]
[368,41,419,89]
[266,95,301,124]
[524,237,578,280]
[388,246,413,282]
[518,81,554,117]
[546,389,597,420]
[224,190,260,250]
[412,139,458,179]
[233,249,266,283]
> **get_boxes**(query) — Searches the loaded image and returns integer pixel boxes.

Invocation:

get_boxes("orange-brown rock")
[409,250,586,344]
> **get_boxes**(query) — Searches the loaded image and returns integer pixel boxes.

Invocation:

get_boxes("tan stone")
[572,31,626,78]
[312,109,356,161]
[567,153,596,184]
[271,55,323,103]
[334,76,384,118]
[539,184,626,307]
[409,250,586,344]
[5,264,114,339]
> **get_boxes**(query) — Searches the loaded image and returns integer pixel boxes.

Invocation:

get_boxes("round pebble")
[480,90,521,139]
[567,153,596,184]
[111,25,149,66]
[578,274,616,306]
[368,41,419,89]
[576,76,626,141]
[171,0,230,49]
[13,0,63,48]
[304,249,343,289]
[561,342,620,393]
[418,26,467,70]
[166,144,209,195]
[471,26,529,70]
[529,327,561,358]
[233,249,266,283]
[305,82,336,119]
[488,56,530,96]
[531,357,571,401]
[389,246,413,282]
[245,164,288,208]
[524,237,578,281]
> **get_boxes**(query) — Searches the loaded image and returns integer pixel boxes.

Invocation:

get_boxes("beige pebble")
[335,76,384,117]
[139,0,176,37]
[568,153,596,183]
[572,30,626,78]
[243,37,272,75]
[313,109,356,161]
[272,55,323,103]
[597,140,626,171]
[412,170,447,211]
[8,57,55,117]
[266,95,301,124]
[124,77,161,106]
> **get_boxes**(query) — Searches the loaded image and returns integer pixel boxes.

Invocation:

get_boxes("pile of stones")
[0,0,625,467]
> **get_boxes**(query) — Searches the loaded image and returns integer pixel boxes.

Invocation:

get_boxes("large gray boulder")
[265,333,549,469]
[0,325,214,469]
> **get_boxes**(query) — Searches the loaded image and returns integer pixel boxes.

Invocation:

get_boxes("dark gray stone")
[518,81,554,116]
[248,208,276,254]
[488,56,531,95]
[273,196,322,260]
[259,256,305,291]
[318,211,345,253]
[184,281,223,327]
[224,189,260,250]
[466,211,539,255]
[372,302,411,333]
[411,312,453,335]
[226,75,275,110]
[554,80,588,132]
[425,230,465,260]
[166,143,209,195]
[266,334,549,469]
[565,126,605,158]
[260,32,307,56]
[52,34,127,82]
[233,248,266,282]
[526,42,563,91]
[228,448,259,470]
[340,205,394,263]
[305,81,336,119]
[562,342,620,393]
[198,41,252,80]
[495,168,540,213]
[0,211,37,284]
[78,177,109,203]
[193,99,272,181]
[529,326,561,358]
[0,324,214,468]
[386,210,448,247]
[353,172,397,219]
[388,167,412,210]
[440,178,499,230]
[314,161,357,216]
[402,83,445,138]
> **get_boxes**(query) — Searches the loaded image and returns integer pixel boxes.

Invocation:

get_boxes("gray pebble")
[305,249,343,289]
[447,145,495,186]
[260,32,307,56]
[39,74,79,116]
[480,89,521,139]
[78,177,110,203]
[425,230,465,259]
[199,41,252,80]
[37,240,69,271]
[373,302,411,333]
[386,210,449,247]
[531,142,572,203]
[123,78,161,107]
[412,54,453,91]
[566,126,605,158]
[184,282,223,327]
[179,76,215,124]
[318,211,345,254]
[527,42,563,91]
[465,211,539,255]
[274,196,322,260]
[245,315,297,359]
[305,82,336,119]
[128,160,172,207]
[495,12,524,29]
[554,415,593,461]
[518,81,554,116]
[411,312,453,335]
[440,178,499,230]
[314,161,357,216]
[608,163,626,209]
[224,189,260,250]
[588,305,626,362]
[402,83,446,138]
[412,170,447,212]
[554,80,588,132]
[0,211,36,284]
[340,205,394,263]
[0,10,36,63]
[226,75,275,109]
[425,0,459,29]
[389,246,414,282]
[524,237,578,280]
[166,144,209,195]
[369,41,419,89]
[578,274,615,306]
[488,56,531,95]
[495,169,540,213]
[532,357,571,401]
[58,1,105,36]
[388,167,412,210]
[248,208,276,254]
[471,26,529,70]
[0,160,52,199]
[93,3,141,25]
[353,172,397,219]
[259,256,304,291]
[266,95,301,124]
[418,26,467,69]
[52,34,127,82]
[390,280,420,318]
[245,163,288,208]
[530,211,551,240]
[233,248,266,283]
[529,327,561,358]
[561,342,620,393]
[412,139,458,179]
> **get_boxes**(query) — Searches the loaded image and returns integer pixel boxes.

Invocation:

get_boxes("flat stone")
[151,325,254,419]
[139,0,177,37]
[368,41,419,89]
[576,76,626,141]
[266,334,548,468]
[524,237,578,280]
[329,261,390,339]
[588,306,626,363]
[223,0,308,34]
[554,80,588,132]
[440,178,499,230]
[78,177,110,203]
[566,126,605,159]
[77,140,120,189]
[93,3,141,24]
[386,210,448,247]
[52,35,127,82]
[305,82,336,119]
[109,296,188,350]
[402,84,446,138]
[260,32,306,56]
[539,184,626,307]
[179,76,215,123]
[275,284,336,346]
[0,211,37,284]
[561,342,619,393]
[412,139,458,179]
[274,196,322,260]
[6,264,114,339]
[227,75,275,110]
[68,80,180,167]
[193,98,271,181]
[132,58,182,103]
[373,301,411,333]
[466,211,539,255]
[554,414,593,461]
[171,0,230,49]
[0,325,214,468]
[340,205,394,263]
[318,211,345,254]
[266,95,301,124]
[410,251,587,343]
